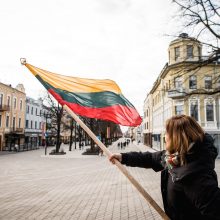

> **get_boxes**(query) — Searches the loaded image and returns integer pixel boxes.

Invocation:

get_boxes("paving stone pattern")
[0,140,219,220]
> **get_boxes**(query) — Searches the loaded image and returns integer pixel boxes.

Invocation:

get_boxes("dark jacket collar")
[170,133,218,182]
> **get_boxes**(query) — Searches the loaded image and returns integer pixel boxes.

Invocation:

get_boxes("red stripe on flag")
[49,89,142,126]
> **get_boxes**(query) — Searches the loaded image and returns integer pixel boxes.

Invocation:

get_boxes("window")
[216,77,220,88]
[0,94,3,107]
[35,108,38,116]
[27,105,29,114]
[0,115,2,127]
[174,47,180,60]
[190,100,198,121]
[39,122,41,130]
[175,105,184,115]
[31,121,33,129]
[6,116,9,127]
[205,76,212,89]
[147,122,148,129]
[26,120,29,128]
[7,96,10,107]
[40,110,42,116]
[206,102,214,121]
[20,100,22,110]
[187,45,193,58]
[31,107,33,115]
[14,98,17,109]
[19,118,21,128]
[35,121,37,129]
[198,46,201,59]
[189,75,197,89]
[13,117,16,129]
[174,77,183,88]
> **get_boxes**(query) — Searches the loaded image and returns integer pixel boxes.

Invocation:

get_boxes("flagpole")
[63,104,169,220]
[20,58,168,219]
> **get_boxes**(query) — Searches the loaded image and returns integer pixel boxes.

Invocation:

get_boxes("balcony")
[6,127,24,133]
[167,88,187,99]
[0,104,10,112]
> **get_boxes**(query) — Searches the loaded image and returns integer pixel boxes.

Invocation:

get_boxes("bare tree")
[173,0,220,51]
[161,0,220,98]
[42,93,64,153]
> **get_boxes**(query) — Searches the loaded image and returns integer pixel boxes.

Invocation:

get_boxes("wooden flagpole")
[63,104,170,220]
[20,59,168,219]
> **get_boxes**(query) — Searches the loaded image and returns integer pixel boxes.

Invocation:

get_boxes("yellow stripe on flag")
[25,63,122,94]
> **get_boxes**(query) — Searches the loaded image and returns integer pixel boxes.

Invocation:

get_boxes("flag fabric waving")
[24,63,142,126]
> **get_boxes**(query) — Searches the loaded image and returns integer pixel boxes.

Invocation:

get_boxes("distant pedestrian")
[123,142,126,148]
[109,115,220,220]
[99,148,103,156]
[117,142,120,149]
[14,144,18,152]
[59,142,65,153]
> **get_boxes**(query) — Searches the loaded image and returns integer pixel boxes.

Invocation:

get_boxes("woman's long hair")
[165,115,205,164]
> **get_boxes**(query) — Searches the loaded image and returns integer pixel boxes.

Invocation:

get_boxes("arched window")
[14,98,17,109]
[20,99,22,110]
[189,98,199,121]
[206,99,214,121]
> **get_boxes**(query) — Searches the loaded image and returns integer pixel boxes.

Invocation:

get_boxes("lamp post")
[43,113,51,155]
[39,112,51,155]
[68,117,74,151]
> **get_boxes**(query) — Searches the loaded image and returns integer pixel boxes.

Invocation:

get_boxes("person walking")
[109,115,220,220]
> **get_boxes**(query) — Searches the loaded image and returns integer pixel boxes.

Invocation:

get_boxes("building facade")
[143,94,153,147]
[25,97,45,149]
[143,33,220,155]
[0,83,26,151]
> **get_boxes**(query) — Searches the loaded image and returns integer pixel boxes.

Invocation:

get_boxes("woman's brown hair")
[165,115,205,164]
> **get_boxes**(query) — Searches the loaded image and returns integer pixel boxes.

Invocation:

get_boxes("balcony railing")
[167,88,187,98]
[6,127,24,133]
[0,104,10,112]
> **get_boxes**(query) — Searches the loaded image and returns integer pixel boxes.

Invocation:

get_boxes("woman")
[109,115,220,220]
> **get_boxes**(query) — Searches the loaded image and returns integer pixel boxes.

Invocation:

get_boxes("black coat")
[121,134,220,220]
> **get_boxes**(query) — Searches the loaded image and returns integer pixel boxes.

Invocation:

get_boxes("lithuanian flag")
[24,63,142,126]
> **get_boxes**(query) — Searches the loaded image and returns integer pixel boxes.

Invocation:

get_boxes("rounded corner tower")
[168,33,202,65]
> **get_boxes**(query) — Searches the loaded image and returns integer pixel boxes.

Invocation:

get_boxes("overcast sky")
[0,0,181,129]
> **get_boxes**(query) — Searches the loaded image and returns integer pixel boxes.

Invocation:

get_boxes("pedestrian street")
[0,140,219,220]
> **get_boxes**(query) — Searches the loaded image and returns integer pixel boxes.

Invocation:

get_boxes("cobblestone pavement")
[0,140,219,220]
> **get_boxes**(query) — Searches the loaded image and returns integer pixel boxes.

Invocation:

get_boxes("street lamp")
[38,111,52,155]
[43,112,52,155]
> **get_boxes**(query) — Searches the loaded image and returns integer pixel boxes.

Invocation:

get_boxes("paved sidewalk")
[0,140,219,220]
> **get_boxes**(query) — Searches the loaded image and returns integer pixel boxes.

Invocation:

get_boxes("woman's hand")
[109,153,122,164]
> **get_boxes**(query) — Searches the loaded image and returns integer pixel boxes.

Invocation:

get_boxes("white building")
[25,97,45,148]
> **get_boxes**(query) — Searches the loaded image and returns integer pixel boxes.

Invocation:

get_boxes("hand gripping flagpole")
[20,58,169,220]
[63,105,169,220]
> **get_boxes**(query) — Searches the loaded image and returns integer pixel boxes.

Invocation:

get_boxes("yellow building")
[0,83,26,151]
[143,33,220,153]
